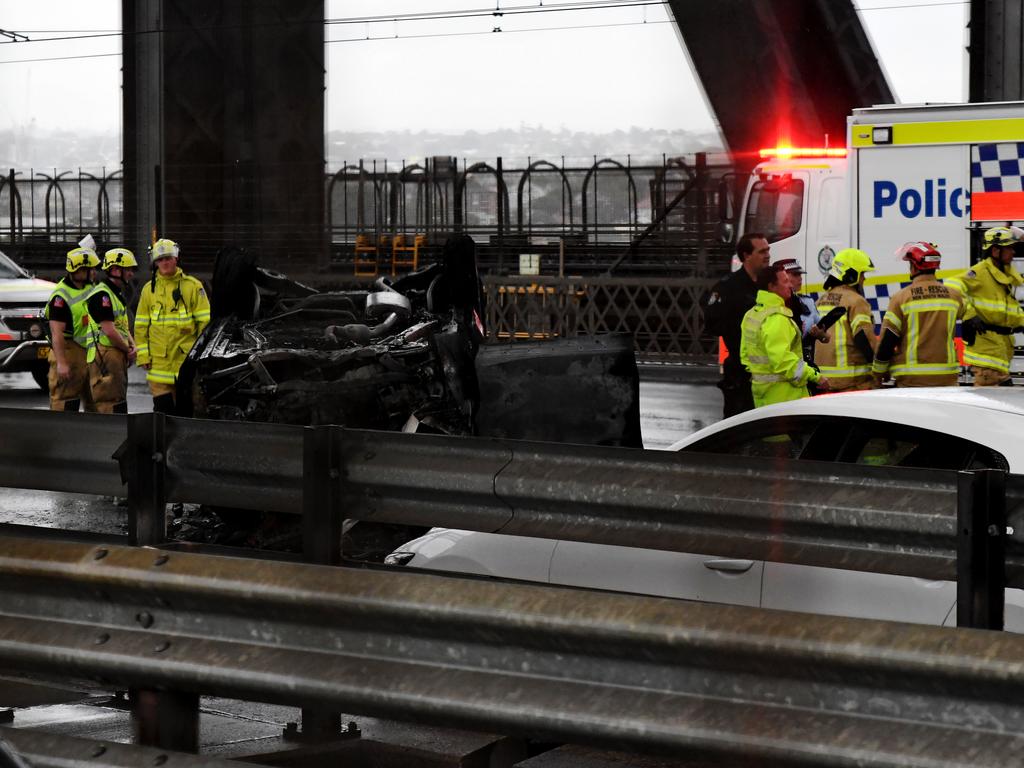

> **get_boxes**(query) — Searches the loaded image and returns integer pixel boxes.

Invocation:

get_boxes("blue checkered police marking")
[971,142,1024,193]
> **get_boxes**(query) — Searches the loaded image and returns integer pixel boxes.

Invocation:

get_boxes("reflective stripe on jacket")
[45,278,94,347]
[133,268,211,384]
[814,285,876,385]
[85,281,131,364]
[740,290,818,408]
[945,259,1024,373]
[873,274,964,386]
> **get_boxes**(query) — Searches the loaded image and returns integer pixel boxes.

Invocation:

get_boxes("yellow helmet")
[65,247,100,273]
[982,226,1024,250]
[102,247,138,271]
[829,248,875,284]
[150,238,180,263]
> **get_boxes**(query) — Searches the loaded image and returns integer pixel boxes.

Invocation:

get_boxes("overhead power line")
[0,0,666,45]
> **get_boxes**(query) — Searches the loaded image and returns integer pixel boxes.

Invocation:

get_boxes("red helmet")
[896,241,941,270]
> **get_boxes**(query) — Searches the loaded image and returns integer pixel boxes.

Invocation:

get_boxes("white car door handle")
[703,559,755,574]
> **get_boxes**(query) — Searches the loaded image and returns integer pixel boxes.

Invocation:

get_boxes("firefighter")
[872,242,964,387]
[134,238,211,413]
[740,262,829,408]
[945,226,1024,386]
[814,248,878,391]
[44,247,99,412]
[86,248,138,413]
[703,232,771,418]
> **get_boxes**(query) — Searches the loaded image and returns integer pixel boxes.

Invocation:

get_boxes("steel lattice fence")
[483,275,717,359]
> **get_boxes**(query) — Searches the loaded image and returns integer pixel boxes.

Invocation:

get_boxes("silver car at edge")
[386,388,1024,631]
[0,249,54,391]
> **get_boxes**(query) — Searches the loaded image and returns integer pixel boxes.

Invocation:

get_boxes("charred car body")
[180,236,640,555]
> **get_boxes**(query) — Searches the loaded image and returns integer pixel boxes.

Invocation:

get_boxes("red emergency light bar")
[758,147,848,159]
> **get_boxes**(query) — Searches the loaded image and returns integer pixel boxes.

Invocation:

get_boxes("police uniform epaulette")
[181,274,204,286]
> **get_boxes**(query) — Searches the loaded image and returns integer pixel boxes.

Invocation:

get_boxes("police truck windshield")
[745,178,804,243]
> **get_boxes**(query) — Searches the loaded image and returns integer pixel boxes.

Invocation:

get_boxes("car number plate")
[37,346,50,359]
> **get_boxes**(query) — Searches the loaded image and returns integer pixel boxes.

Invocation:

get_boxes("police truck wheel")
[30,362,49,392]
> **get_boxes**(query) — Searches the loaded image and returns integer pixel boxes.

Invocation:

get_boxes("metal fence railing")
[0,156,744,278]
[483,275,718,358]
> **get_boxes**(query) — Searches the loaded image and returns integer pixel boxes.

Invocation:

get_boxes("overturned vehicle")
[178,236,641,555]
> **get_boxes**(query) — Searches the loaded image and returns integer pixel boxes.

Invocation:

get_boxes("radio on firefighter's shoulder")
[817,306,847,332]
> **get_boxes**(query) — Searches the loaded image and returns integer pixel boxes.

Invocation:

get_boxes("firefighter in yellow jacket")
[814,248,878,391]
[945,226,1024,386]
[133,239,211,413]
[741,263,829,408]
[86,248,138,413]
[873,242,964,387]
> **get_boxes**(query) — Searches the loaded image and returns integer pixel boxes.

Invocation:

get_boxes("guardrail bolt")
[136,612,154,629]
[94,633,110,645]
[329,469,340,479]
[91,745,106,758]
[93,548,108,560]
[153,555,169,567]
[153,641,171,653]
[988,524,1001,536]
[152,452,164,463]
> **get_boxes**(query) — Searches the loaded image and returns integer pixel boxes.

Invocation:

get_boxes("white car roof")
[669,388,1024,469]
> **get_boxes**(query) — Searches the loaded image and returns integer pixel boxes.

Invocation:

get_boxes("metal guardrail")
[1,409,1021,593]
[2,536,1024,767]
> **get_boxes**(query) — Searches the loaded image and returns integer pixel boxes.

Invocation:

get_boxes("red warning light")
[758,147,848,159]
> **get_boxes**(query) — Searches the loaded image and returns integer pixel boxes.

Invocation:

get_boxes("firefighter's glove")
[962,317,983,345]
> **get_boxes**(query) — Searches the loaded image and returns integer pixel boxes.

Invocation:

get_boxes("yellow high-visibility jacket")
[741,290,819,408]
[134,268,211,385]
[945,259,1024,374]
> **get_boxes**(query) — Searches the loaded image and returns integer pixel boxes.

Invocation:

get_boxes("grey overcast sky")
[0,0,968,136]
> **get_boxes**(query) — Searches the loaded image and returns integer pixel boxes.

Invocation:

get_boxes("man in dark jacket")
[703,233,770,417]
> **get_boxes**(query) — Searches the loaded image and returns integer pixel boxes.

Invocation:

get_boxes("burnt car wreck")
[176,236,641,555]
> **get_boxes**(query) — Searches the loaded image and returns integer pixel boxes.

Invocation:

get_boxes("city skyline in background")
[0,0,969,167]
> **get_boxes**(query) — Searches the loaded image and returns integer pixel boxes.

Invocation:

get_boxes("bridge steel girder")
[666,1,893,167]
[123,0,326,272]
[970,0,1024,101]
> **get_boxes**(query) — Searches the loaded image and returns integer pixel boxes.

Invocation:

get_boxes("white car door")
[549,541,764,604]
[762,421,1009,625]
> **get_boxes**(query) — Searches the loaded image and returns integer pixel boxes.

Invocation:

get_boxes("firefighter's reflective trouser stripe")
[45,282,94,347]
[88,347,128,414]
[47,342,96,412]
[740,291,815,408]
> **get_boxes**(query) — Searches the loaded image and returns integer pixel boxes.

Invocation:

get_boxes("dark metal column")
[122,0,326,274]
[122,0,164,259]
[666,1,892,166]
[970,0,1024,101]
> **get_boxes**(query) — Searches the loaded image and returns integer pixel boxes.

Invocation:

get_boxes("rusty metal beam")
[667,0,893,163]
[1,537,1024,765]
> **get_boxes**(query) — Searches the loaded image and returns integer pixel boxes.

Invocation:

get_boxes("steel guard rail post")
[3,537,1024,766]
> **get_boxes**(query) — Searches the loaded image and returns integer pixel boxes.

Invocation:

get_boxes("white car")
[387,387,1024,630]
[0,249,54,391]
